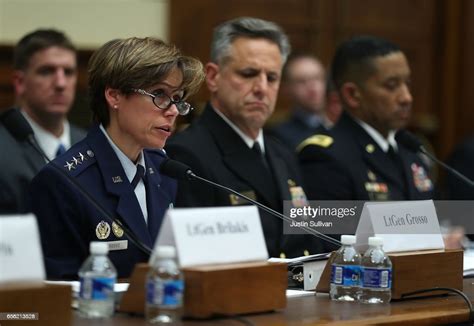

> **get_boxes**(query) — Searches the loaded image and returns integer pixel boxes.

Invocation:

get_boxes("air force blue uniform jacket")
[30,125,177,279]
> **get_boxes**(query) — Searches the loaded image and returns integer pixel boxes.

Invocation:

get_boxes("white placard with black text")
[355,200,445,252]
[0,215,45,282]
[155,206,268,267]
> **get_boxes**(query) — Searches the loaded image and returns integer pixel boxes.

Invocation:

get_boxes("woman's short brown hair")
[88,37,204,126]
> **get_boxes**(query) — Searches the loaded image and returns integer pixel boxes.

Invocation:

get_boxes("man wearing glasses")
[166,17,331,258]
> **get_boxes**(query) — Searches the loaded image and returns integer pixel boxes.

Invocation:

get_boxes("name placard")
[355,200,444,252]
[0,215,45,282]
[155,206,268,267]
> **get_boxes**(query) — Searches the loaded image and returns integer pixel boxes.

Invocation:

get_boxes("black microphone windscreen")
[160,158,192,180]
[395,129,423,153]
[1,108,34,142]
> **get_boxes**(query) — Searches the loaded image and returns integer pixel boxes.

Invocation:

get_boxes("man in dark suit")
[166,17,329,258]
[0,29,85,214]
[299,35,434,201]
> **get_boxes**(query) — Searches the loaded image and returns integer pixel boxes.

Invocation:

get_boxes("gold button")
[365,144,375,153]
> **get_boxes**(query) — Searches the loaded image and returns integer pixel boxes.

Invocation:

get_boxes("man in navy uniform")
[30,37,204,279]
[298,36,434,201]
[166,17,330,258]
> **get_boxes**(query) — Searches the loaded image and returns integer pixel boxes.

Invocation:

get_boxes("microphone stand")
[187,171,342,248]
[420,147,474,187]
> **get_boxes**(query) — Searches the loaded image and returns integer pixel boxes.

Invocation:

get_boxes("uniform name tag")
[106,240,128,251]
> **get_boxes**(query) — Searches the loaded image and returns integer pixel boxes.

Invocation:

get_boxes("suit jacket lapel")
[22,139,45,173]
[87,126,153,247]
[341,113,404,188]
[266,142,291,200]
[143,153,173,244]
[397,146,417,198]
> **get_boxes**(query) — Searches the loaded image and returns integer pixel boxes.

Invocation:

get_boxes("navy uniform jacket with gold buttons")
[298,111,434,201]
[30,125,176,279]
[165,104,330,258]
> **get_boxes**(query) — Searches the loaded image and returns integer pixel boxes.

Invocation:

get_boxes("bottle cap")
[90,241,109,254]
[368,236,383,246]
[155,246,177,259]
[340,235,356,245]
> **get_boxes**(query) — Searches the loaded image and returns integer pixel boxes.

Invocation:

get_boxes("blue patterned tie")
[55,143,66,157]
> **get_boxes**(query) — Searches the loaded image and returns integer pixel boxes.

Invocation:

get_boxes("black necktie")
[387,145,399,163]
[131,165,145,189]
[252,142,269,169]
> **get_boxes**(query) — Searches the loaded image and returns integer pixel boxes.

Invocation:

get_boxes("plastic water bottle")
[78,241,117,318]
[360,236,392,304]
[146,246,184,324]
[330,235,361,301]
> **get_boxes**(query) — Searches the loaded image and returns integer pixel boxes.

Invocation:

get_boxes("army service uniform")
[30,125,176,279]
[298,112,434,201]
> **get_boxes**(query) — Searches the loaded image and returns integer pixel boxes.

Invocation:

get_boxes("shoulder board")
[297,134,334,152]
[59,148,97,177]
[145,148,167,158]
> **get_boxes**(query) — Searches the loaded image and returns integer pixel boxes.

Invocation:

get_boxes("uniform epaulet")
[296,134,334,152]
[145,148,167,158]
[59,147,96,176]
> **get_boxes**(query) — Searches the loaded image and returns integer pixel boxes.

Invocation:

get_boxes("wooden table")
[74,279,474,325]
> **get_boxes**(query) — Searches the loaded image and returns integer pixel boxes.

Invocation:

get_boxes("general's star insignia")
[64,161,75,171]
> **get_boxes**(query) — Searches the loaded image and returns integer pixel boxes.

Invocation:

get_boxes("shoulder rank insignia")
[64,151,89,172]
[297,134,334,152]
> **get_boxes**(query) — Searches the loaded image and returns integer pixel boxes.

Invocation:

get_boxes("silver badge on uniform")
[95,220,111,240]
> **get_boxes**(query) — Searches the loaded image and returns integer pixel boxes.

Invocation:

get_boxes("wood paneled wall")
[0,0,472,159]
[169,0,474,159]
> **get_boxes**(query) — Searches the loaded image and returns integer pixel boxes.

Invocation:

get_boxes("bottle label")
[362,268,392,288]
[146,279,184,308]
[79,276,115,300]
[330,265,360,286]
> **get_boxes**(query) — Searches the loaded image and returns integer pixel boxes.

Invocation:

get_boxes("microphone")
[160,158,342,247]
[1,108,152,255]
[395,129,474,187]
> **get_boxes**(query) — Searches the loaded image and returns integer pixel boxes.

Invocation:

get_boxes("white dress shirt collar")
[213,106,265,153]
[99,125,146,183]
[100,125,148,222]
[355,118,397,153]
[22,111,71,161]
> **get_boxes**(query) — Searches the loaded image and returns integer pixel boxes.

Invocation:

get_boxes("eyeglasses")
[131,88,193,116]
